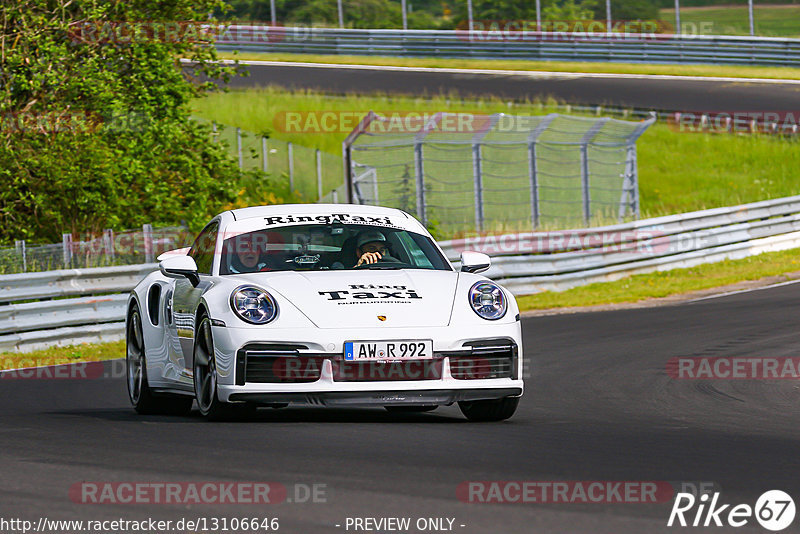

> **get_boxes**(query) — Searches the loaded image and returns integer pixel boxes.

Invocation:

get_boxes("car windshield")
[220,223,451,274]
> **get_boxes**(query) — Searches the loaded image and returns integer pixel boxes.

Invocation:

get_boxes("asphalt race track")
[3,282,800,533]
[228,61,800,112]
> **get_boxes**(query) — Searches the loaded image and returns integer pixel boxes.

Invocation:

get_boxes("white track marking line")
[689,278,800,303]
[196,58,800,85]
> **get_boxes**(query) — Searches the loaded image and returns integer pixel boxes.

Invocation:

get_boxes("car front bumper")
[211,322,524,406]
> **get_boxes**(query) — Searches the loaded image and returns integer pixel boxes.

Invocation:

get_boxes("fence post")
[527,114,557,230]
[262,137,268,173]
[103,229,115,263]
[471,143,484,233]
[15,240,26,273]
[316,149,323,201]
[211,122,218,142]
[413,140,427,227]
[618,146,637,222]
[579,118,610,226]
[236,127,243,169]
[528,143,539,229]
[62,233,73,269]
[342,142,353,204]
[469,114,501,233]
[332,189,339,203]
[143,224,154,264]
[620,113,655,221]
[288,142,295,192]
[631,145,640,219]
[579,144,591,225]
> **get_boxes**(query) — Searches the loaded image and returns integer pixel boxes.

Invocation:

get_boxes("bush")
[0,0,269,243]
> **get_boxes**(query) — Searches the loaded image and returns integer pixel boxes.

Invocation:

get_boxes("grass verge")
[517,247,800,310]
[0,340,124,370]
[217,51,800,81]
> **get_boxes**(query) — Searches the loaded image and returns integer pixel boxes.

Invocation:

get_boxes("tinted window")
[220,224,450,274]
[189,221,219,275]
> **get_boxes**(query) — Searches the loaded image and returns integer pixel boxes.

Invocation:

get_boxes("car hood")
[260,269,459,328]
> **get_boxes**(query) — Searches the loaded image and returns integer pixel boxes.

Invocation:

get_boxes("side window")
[189,221,219,275]
[397,232,433,268]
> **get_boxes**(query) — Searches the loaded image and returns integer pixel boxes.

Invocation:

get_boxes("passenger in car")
[228,234,270,273]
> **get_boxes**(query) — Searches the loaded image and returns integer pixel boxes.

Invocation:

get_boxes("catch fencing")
[206,121,345,202]
[4,195,800,352]
[0,226,191,276]
[215,26,800,66]
[344,111,655,236]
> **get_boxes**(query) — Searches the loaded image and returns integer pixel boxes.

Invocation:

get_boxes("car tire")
[458,396,519,422]
[127,305,193,416]
[193,314,254,421]
[384,405,438,413]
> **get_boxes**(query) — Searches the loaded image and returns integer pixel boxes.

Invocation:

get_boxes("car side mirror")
[160,255,200,287]
[460,251,491,274]
[156,247,190,262]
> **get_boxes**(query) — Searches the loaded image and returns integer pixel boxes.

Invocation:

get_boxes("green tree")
[0,0,256,243]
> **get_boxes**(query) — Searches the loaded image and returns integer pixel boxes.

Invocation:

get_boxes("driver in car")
[228,233,269,274]
[355,229,394,267]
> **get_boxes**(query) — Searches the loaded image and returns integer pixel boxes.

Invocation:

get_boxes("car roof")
[230,203,410,221]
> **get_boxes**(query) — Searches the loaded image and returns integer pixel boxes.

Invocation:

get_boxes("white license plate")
[344,340,434,361]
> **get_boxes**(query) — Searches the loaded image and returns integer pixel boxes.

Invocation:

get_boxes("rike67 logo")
[668,490,795,531]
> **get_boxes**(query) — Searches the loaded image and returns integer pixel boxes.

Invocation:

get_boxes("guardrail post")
[103,229,115,263]
[316,149,323,201]
[15,240,26,273]
[472,143,484,233]
[236,127,243,169]
[262,137,268,173]
[288,142,294,192]
[62,233,73,268]
[143,224,154,264]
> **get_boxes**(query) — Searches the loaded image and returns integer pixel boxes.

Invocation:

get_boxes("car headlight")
[230,286,278,324]
[469,281,507,320]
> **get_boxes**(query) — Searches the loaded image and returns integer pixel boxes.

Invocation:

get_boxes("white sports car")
[126,204,523,421]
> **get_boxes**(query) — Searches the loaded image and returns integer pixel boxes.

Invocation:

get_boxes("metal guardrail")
[0,265,157,353]
[439,195,800,294]
[4,195,800,352]
[216,26,800,66]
